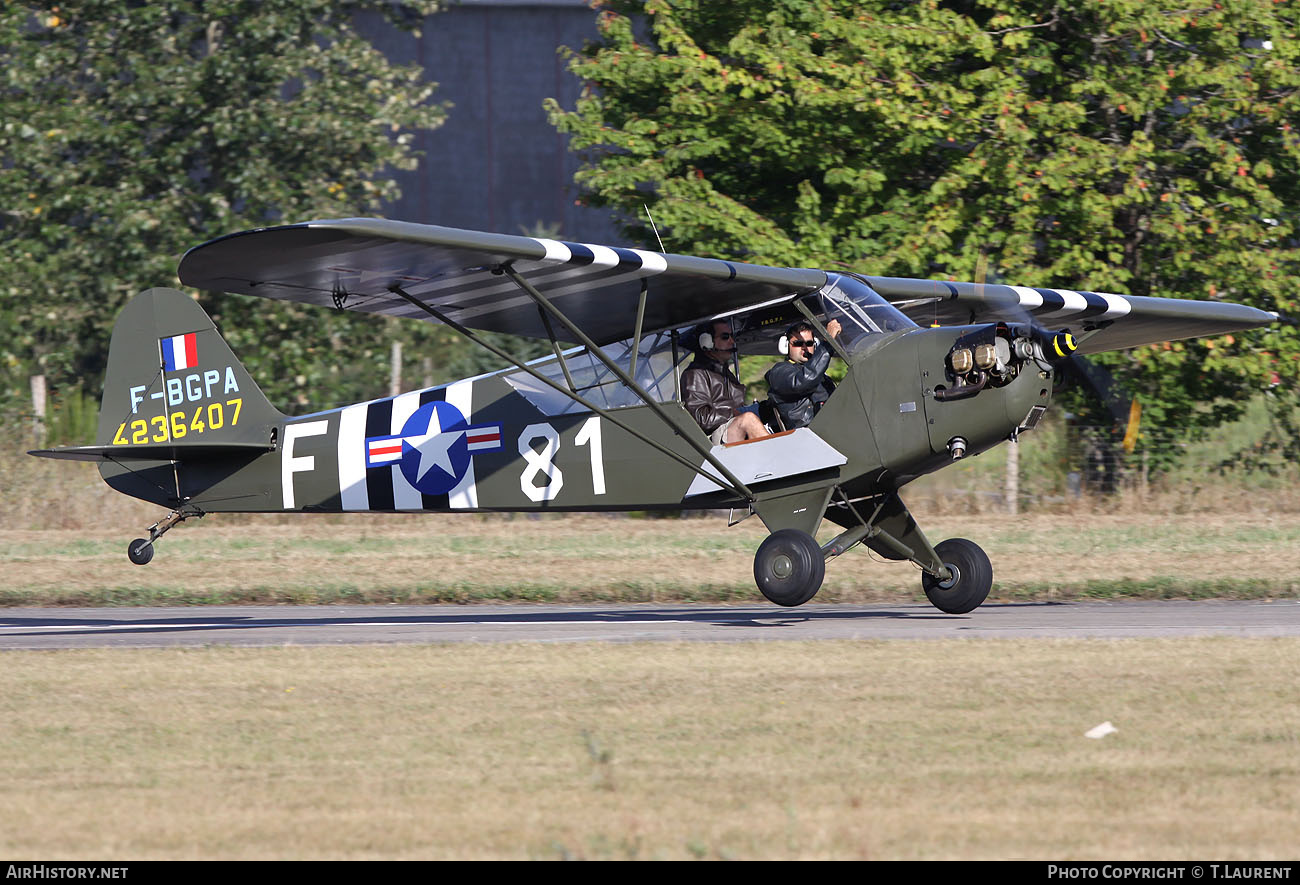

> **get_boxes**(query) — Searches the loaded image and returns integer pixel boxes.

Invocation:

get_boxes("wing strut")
[387,285,755,501]
[496,263,756,501]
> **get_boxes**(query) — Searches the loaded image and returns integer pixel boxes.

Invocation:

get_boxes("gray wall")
[357,0,622,244]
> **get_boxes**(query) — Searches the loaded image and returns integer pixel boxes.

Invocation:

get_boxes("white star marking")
[403,408,465,483]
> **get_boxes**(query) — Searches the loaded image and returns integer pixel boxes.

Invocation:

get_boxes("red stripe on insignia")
[369,444,402,455]
[184,333,198,367]
[466,432,499,443]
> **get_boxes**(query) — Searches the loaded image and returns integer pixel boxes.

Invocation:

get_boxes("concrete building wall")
[357,1,621,244]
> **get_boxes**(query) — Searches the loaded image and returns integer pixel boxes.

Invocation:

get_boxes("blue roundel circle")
[396,400,471,495]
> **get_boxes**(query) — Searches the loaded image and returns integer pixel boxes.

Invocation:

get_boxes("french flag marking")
[162,333,198,372]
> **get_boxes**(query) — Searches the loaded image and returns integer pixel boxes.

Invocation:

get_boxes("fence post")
[390,340,402,398]
[30,374,47,446]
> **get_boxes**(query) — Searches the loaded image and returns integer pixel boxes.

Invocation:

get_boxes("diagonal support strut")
[496,264,755,501]
[387,285,754,501]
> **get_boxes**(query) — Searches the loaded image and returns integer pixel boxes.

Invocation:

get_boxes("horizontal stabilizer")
[685,428,847,497]
[29,441,275,463]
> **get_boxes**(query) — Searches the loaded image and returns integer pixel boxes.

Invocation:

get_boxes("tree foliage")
[548,0,1300,451]
[1,0,449,415]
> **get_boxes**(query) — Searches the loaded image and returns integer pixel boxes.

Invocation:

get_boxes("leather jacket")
[682,354,745,435]
[765,346,836,430]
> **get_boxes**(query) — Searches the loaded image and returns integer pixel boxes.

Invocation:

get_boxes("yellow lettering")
[150,415,169,442]
[170,411,187,439]
[113,423,128,446]
[190,410,206,433]
[131,420,148,445]
[227,397,242,425]
[208,402,224,429]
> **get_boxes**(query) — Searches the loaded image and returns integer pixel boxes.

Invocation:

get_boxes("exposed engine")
[934,323,1076,402]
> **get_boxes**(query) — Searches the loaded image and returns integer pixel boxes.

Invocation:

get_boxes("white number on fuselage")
[516,417,605,503]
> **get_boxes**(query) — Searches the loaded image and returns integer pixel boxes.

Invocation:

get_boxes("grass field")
[2,639,1297,860]
[1,509,1297,607]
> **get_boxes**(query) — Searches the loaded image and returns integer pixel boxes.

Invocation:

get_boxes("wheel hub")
[935,563,961,590]
[771,553,794,579]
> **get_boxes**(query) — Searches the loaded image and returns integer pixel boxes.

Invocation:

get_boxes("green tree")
[548,0,1300,456]
[1,0,448,417]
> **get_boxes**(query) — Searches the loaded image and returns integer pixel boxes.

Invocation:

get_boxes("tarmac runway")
[2,600,1299,649]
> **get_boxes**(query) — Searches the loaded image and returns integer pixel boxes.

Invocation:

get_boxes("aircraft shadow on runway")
[0,603,1068,639]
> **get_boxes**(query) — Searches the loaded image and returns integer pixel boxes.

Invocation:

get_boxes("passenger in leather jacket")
[682,320,768,445]
[765,319,842,430]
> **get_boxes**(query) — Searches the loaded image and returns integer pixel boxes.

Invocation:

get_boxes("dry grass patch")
[1,512,1298,606]
[1,639,1297,859]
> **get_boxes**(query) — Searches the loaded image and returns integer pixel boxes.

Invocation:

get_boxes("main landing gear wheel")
[754,529,825,607]
[127,539,154,566]
[921,538,993,614]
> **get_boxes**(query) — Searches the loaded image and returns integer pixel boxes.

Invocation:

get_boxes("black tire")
[754,529,825,607]
[921,538,992,614]
[127,538,154,566]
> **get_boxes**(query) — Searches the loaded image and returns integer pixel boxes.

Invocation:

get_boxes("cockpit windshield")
[812,274,917,351]
[729,272,916,356]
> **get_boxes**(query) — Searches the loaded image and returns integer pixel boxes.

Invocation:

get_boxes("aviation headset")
[697,322,738,353]
[777,322,820,356]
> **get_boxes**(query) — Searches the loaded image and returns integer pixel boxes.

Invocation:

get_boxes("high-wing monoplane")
[31,218,1277,612]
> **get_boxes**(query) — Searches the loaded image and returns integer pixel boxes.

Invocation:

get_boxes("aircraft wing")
[178,218,826,346]
[866,276,1277,355]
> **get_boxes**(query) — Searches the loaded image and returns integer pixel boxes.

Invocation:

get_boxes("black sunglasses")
[791,339,816,348]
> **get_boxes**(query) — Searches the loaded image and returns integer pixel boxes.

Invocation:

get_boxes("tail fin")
[32,287,281,464]
[96,287,282,451]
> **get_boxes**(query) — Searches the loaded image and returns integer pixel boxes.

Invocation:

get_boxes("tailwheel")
[921,538,993,614]
[127,538,155,566]
[124,506,202,565]
[754,529,825,607]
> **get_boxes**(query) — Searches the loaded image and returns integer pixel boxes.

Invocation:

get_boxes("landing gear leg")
[127,507,201,566]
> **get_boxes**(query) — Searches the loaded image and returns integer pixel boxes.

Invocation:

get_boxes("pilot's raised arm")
[765,320,842,431]
[681,321,769,445]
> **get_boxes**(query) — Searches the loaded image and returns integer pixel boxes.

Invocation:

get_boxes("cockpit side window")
[502,330,689,416]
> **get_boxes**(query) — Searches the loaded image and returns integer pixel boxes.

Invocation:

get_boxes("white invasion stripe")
[1097,292,1132,319]
[445,379,477,510]
[1040,288,1088,317]
[338,403,369,511]
[1010,286,1043,310]
[585,244,620,269]
[390,391,424,511]
[630,249,668,274]
[534,238,572,264]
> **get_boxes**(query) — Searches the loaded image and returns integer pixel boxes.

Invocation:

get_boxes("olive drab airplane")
[30,218,1277,613]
